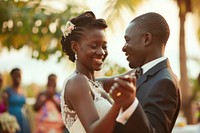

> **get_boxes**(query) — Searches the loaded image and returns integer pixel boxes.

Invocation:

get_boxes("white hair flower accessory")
[62,21,75,38]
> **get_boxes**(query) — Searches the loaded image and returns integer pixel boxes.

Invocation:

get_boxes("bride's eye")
[91,43,97,48]
[102,44,107,50]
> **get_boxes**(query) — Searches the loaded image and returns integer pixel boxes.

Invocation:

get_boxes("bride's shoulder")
[69,73,88,85]
[64,73,91,95]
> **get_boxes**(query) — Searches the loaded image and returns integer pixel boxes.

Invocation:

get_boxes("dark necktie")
[134,67,143,79]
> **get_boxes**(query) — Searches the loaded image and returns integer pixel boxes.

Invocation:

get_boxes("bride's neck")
[76,64,95,81]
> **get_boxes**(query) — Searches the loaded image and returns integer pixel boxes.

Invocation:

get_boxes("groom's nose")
[122,43,127,52]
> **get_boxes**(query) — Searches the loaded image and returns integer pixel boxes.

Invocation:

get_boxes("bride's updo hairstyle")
[60,11,108,62]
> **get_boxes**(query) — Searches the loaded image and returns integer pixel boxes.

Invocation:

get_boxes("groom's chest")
[136,77,158,106]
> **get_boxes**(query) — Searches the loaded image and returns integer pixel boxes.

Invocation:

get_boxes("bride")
[60,11,133,133]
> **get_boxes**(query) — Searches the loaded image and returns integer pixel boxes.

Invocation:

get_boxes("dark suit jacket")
[113,59,182,133]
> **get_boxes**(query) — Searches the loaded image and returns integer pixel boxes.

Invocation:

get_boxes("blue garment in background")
[6,87,31,133]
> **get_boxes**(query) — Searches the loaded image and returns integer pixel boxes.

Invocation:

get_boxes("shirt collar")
[141,56,167,74]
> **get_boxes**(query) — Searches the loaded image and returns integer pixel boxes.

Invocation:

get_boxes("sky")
[0,0,200,90]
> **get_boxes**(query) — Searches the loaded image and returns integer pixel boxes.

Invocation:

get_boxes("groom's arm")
[97,70,134,93]
[116,98,138,124]
[116,79,180,133]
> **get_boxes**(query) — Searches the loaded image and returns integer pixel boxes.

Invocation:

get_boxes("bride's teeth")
[94,58,102,62]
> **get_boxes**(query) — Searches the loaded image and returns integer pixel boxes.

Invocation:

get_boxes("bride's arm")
[65,74,120,133]
[97,76,115,93]
[97,70,133,93]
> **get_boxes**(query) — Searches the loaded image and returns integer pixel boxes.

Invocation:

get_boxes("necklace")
[88,79,101,88]
[74,71,101,88]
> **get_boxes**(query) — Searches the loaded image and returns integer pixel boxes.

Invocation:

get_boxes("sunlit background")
[1,0,200,130]
[1,0,200,89]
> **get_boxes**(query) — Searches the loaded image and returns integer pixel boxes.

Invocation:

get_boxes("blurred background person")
[0,73,2,88]
[33,74,65,133]
[0,73,6,114]
[197,73,200,123]
[4,68,30,133]
[0,72,9,133]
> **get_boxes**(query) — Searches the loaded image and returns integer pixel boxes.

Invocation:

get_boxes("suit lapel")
[136,59,170,90]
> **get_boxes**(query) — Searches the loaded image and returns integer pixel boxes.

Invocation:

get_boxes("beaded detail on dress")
[60,72,111,133]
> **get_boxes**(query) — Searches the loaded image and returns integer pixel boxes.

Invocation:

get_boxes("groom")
[99,12,181,133]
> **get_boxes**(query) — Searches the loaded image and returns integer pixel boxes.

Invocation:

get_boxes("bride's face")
[76,29,108,71]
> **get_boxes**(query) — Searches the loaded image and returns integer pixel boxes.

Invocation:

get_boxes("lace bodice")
[60,72,112,133]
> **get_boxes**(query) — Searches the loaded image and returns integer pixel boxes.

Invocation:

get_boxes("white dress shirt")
[116,56,167,124]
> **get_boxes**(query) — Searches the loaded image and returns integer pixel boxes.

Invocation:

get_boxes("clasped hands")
[109,74,136,110]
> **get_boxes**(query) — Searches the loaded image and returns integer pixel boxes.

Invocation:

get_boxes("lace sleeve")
[60,90,78,129]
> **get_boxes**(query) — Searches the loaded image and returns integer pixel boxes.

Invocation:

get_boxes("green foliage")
[0,0,87,61]
[0,71,12,90]
[102,61,127,76]
[191,74,200,101]
[24,83,44,98]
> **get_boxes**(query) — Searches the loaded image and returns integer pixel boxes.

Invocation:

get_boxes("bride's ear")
[71,41,78,53]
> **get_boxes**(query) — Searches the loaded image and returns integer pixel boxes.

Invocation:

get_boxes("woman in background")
[34,74,65,133]
[0,72,20,133]
[0,73,6,113]
[5,68,31,133]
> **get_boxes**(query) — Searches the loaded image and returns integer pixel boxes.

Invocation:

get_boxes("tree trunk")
[179,1,195,124]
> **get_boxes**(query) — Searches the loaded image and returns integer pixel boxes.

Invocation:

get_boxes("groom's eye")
[125,39,130,43]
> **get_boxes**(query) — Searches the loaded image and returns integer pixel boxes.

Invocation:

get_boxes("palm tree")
[175,0,200,124]
[102,0,200,124]
[102,0,144,30]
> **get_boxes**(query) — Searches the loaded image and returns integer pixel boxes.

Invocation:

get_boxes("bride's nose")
[96,47,106,55]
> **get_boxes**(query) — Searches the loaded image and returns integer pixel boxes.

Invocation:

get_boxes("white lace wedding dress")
[60,72,112,133]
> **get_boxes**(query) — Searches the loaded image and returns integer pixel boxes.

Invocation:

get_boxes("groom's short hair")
[131,12,170,44]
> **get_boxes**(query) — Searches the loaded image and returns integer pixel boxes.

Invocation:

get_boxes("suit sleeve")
[122,78,179,133]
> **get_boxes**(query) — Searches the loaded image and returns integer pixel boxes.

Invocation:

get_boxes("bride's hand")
[109,75,136,110]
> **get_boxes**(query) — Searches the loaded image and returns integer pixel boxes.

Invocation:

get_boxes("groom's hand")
[109,75,136,110]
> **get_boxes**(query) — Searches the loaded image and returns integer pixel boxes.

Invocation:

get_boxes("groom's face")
[122,22,146,68]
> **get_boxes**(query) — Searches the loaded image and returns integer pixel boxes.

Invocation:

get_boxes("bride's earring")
[75,53,78,60]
